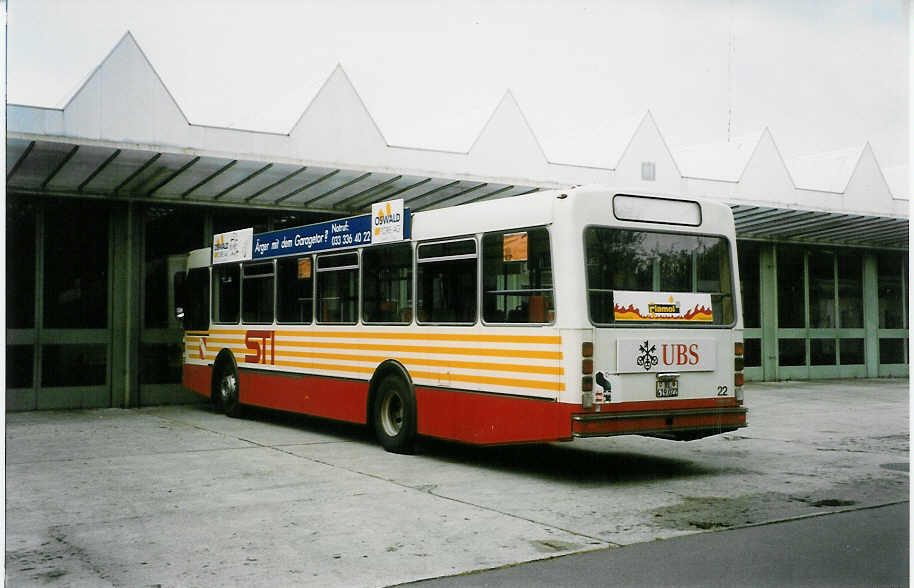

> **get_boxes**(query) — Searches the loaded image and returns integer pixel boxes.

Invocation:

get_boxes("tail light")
[582,341,594,408]
[734,341,744,404]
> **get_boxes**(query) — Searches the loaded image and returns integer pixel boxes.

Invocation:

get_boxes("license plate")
[656,379,679,398]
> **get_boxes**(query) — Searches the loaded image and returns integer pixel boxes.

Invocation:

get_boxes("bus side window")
[212,264,240,324]
[417,238,477,325]
[316,252,359,324]
[277,256,314,324]
[482,227,554,324]
[362,243,413,324]
[242,261,275,324]
[184,267,210,331]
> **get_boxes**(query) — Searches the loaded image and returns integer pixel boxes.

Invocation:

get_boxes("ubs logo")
[637,340,659,371]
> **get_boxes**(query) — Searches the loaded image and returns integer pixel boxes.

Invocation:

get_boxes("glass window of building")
[7,198,36,329]
[877,251,907,329]
[808,251,835,328]
[779,338,806,366]
[837,251,863,328]
[776,245,805,329]
[144,206,204,328]
[43,200,109,328]
[737,241,761,329]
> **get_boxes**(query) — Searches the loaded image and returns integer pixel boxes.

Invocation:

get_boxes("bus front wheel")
[215,359,243,418]
[372,375,417,454]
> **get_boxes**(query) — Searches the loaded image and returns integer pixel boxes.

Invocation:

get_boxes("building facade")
[6,33,909,410]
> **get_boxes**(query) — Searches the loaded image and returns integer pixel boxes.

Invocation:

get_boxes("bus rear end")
[568,191,747,440]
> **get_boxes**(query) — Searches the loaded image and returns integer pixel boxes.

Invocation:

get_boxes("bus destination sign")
[251,200,411,261]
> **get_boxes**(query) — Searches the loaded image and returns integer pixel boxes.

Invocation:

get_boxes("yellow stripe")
[270,360,563,392]
[409,370,565,392]
[205,336,243,345]
[275,350,563,375]
[206,328,560,345]
[278,340,561,360]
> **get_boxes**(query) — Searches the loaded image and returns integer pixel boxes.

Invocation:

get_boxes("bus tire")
[214,354,243,418]
[372,375,417,454]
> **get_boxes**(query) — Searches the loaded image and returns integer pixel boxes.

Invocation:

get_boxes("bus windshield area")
[584,227,734,326]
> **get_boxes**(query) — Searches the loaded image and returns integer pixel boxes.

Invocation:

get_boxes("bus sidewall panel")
[238,370,369,424]
[183,363,212,399]
[415,387,574,444]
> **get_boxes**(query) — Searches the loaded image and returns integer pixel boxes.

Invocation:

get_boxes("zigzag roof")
[6,31,909,247]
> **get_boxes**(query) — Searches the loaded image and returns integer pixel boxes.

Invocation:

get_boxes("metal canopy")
[6,137,908,248]
[6,137,540,215]
[730,204,909,249]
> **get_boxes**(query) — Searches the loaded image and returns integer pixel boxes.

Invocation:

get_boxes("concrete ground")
[5,379,909,587]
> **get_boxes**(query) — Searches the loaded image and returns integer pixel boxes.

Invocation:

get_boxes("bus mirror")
[173,271,186,323]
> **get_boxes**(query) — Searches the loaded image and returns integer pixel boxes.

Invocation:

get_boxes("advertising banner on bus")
[212,227,253,264]
[251,201,411,260]
[616,338,717,373]
[613,291,713,322]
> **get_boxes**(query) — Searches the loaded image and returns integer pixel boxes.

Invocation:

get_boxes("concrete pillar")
[862,252,880,377]
[109,202,143,407]
[759,243,778,381]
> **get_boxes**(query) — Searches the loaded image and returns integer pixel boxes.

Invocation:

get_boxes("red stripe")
[415,387,576,444]
[239,371,368,424]
[183,365,744,445]
[182,364,212,398]
[573,410,747,436]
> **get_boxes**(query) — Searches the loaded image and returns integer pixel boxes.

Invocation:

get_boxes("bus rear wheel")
[372,375,416,454]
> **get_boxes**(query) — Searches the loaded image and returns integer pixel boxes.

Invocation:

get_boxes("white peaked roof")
[6,32,909,248]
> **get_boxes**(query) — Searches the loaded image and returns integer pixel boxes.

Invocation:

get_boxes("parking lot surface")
[5,379,909,586]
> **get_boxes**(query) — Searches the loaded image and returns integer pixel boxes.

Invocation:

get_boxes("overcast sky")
[7,0,910,179]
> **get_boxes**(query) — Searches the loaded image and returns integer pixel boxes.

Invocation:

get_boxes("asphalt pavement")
[404,502,909,587]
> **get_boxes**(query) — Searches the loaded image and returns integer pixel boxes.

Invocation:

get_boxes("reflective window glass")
[417,239,477,324]
[808,251,835,328]
[878,252,907,329]
[779,338,806,366]
[43,201,109,328]
[737,241,761,329]
[277,256,314,323]
[777,246,805,328]
[242,262,274,324]
[483,228,554,324]
[584,228,734,325]
[212,264,240,323]
[363,243,412,324]
[837,251,863,328]
[317,252,359,324]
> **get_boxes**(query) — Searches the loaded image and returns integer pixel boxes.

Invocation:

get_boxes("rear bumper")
[572,406,748,440]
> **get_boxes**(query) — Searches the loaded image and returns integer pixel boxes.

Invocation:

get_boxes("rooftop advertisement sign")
[251,199,411,261]
[212,227,253,264]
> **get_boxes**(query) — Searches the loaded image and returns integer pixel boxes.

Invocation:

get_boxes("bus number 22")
[245,330,275,365]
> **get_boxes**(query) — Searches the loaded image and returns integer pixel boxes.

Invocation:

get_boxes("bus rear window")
[584,227,734,325]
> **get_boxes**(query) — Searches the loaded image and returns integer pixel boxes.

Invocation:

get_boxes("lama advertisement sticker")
[613,291,713,322]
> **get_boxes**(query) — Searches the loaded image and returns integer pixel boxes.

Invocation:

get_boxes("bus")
[180,185,747,453]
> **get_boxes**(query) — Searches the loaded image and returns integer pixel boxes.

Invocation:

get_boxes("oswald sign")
[212,227,253,264]
[251,200,411,260]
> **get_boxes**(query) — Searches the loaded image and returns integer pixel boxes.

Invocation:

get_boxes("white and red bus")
[181,186,747,453]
